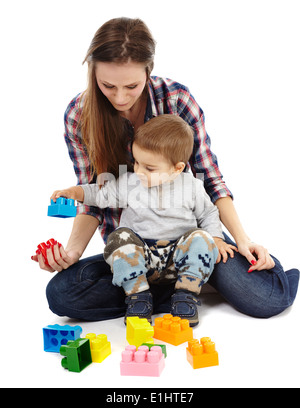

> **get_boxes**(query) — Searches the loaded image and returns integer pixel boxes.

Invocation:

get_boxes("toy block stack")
[42,324,111,373]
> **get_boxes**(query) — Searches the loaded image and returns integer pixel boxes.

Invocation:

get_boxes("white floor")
[2,253,299,389]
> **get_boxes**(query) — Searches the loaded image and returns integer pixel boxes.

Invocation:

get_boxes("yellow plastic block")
[153,314,193,346]
[85,333,111,363]
[126,317,154,348]
[186,337,219,369]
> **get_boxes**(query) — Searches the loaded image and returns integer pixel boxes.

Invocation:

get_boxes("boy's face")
[132,143,184,187]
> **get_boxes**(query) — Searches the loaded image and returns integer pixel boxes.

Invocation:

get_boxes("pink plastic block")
[120,345,165,377]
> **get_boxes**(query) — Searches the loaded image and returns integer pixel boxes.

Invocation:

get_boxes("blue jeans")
[46,234,299,320]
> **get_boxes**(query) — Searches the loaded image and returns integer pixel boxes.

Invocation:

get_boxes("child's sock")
[175,275,203,295]
[122,274,150,296]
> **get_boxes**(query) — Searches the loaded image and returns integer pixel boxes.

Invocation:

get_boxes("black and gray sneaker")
[171,290,200,327]
[124,290,153,324]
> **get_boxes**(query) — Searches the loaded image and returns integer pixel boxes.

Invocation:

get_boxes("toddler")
[51,115,233,326]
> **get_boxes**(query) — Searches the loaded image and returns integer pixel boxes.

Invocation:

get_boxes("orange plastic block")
[186,337,219,369]
[85,333,111,363]
[153,314,193,346]
[126,316,154,348]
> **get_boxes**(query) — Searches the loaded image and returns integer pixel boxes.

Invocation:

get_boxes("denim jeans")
[46,234,299,321]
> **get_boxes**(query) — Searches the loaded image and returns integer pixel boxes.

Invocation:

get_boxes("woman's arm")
[215,197,275,272]
[65,213,100,258]
[215,197,250,245]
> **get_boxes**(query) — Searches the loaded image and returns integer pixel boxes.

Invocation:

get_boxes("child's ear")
[174,162,186,174]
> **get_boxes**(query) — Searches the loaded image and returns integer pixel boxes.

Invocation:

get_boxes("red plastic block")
[36,238,61,265]
[186,337,219,369]
[153,314,193,346]
[120,345,165,377]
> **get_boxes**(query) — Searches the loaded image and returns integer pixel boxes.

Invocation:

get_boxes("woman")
[32,17,299,321]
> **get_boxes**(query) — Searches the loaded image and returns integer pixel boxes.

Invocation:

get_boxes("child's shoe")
[171,290,200,327]
[124,290,153,324]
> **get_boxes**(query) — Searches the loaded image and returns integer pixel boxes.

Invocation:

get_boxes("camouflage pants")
[104,227,219,296]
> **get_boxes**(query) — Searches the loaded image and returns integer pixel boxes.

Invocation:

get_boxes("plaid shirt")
[64,76,233,243]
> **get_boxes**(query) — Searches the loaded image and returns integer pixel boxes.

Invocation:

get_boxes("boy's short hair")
[133,114,194,165]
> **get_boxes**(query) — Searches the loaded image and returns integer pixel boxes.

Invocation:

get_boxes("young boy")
[51,115,235,326]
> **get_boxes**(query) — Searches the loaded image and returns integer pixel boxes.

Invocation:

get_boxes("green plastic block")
[60,338,92,372]
[142,343,167,358]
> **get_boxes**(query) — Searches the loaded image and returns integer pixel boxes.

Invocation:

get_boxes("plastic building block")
[36,238,61,266]
[153,314,193,346]
[43,324,82,352]
[85,333,111,363]
[60,338,92,372]
[126,316,154,348]
[186,337,219,369]
[48,197,76,218]
[142,343,167,358]
[120,345,165,377]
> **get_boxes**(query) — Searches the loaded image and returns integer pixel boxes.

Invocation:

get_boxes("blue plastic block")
[47,198,77,218]
[43,324,82,352]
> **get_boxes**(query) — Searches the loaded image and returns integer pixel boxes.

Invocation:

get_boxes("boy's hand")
[50,186,84,203]
[214,237,238,264]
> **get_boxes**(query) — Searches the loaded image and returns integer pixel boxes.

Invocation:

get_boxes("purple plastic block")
[120,345,165,377]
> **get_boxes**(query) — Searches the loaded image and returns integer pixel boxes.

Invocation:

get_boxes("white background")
[1,0,299,389]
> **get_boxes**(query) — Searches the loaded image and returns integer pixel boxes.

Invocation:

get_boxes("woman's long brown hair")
[80,18,156,179]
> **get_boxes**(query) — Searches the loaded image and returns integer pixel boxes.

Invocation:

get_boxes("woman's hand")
[214,237,238,264]
[31,241,80,272]
[237,240,275,272]
[50,186,84,203]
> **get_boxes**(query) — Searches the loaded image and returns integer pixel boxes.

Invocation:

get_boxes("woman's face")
[95,61,147,112]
